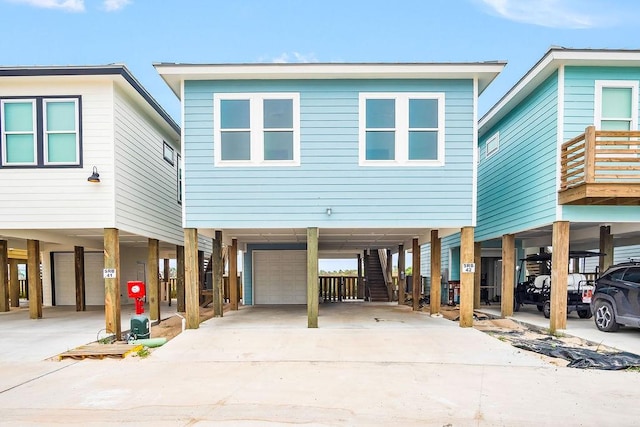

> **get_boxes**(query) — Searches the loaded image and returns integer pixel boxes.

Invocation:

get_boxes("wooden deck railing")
[560,126,640,190]
[320,276,360,302]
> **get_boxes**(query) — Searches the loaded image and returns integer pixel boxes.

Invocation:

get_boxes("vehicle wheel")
[594,300,619,332]
[543,300,550,319]
[577,309,592,319]
[536,304,543,312]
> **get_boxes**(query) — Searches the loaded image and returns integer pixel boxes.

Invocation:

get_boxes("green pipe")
[130,337,167,348]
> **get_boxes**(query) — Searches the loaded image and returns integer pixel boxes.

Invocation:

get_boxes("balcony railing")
[559,126,640,205]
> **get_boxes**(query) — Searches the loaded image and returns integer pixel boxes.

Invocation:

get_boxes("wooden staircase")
[366,253,390,302]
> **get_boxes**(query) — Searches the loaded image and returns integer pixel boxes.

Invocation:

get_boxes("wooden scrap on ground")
[59,343,142,360]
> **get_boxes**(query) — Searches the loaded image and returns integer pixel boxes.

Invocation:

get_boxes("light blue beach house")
[155,61,505,327]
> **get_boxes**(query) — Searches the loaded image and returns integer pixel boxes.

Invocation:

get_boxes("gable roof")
[154,62,506,98]
[479,47,640,137]
[0,64,180,135]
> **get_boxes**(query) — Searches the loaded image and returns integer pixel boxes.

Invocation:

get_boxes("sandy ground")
[436,305,622,367]
[149,305,216,341]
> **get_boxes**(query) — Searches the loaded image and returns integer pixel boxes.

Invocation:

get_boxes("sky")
[2,0,640,271]
[2,0,640,124]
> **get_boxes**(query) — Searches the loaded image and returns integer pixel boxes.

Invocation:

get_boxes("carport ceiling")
[221,227,438,253]
[0,228,176,253]
[508,222,640,249]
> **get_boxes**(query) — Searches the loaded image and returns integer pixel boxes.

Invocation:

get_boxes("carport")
[183,226,480,330]
[0,229,185,340]
[485,221,640,333]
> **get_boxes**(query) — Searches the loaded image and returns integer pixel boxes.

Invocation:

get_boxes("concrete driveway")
[1,302,639,426]
[0,303,178,362]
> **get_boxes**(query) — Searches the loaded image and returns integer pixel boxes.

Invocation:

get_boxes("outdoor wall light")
[326,207,332,216]
[87,166,100,183]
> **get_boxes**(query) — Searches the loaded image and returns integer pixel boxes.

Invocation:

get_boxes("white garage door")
[253,250,307,304]
[53,252,104,306]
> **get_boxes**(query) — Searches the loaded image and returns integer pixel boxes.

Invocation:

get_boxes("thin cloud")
[102,0,130,11]
[477,0,603,29]
[7,0,84,12]
[6,0,132,12]
[270,52,319,64]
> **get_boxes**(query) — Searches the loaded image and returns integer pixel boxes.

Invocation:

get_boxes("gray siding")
[113,86,183,244]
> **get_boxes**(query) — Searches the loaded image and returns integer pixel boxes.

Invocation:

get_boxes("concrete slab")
[0,302,638,426]
[477,304,640,355]
[0,302,178,362]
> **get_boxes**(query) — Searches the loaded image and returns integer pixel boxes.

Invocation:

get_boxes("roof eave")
[0,65,180,136]
[479,48,640,136]
[154,62,506,99]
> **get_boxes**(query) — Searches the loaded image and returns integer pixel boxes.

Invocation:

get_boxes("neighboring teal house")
[434,48,640,332]
[155,61,505,327]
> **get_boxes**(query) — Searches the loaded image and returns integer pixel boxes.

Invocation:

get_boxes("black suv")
[591,262,640,332]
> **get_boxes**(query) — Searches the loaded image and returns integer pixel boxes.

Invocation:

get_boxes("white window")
[1,97,81,167]
[1,99,37,166]
[594,80,638,131]
[359,92,445,166]
[485,132,499,157]
[213,93,300,166]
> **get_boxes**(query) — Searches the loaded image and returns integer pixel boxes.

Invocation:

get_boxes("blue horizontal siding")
[476,72,559,241]
[584,244,640,272]
[183,79,475,229]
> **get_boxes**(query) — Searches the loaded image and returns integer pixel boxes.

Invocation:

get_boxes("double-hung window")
[595,80,638,131]
[213,93,300,166]
[1,96,81,167]
[359,92,445,166]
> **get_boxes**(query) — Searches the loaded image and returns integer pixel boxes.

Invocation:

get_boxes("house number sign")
[462,263,475,273]
[103,268,117,279]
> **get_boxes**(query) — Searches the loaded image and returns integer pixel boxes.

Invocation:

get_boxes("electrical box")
[130,314,150,339]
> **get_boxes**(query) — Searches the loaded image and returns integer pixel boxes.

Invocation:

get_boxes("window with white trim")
[594,80,638,131]
[163,141,175,165]
[485,132,499,157]
[213,93,300,166]
[359,92,445,166]
[1,96,81,167]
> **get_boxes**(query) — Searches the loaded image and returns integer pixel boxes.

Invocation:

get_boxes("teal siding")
[564,66,640,139]
[562,66,640,222]
[449,245,461,280]
[476,72,559,241]
[243,243,306,305]
[183,79,475,229]
[562,205,640,221]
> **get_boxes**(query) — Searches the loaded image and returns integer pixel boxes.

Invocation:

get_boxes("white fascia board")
[154,62,506,99]
[479,48,640,137]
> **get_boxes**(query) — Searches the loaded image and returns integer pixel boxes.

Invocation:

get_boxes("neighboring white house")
[0,65,195,336]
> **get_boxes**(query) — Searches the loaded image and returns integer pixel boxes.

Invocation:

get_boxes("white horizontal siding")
[0,77,116,228]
